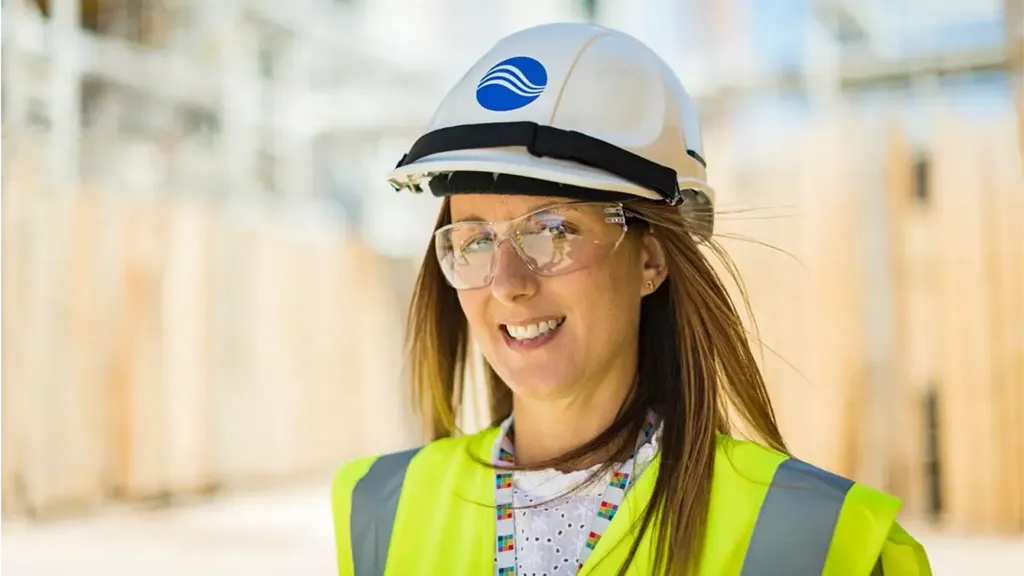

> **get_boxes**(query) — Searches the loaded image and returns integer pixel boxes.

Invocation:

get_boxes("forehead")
[448,194,574,222]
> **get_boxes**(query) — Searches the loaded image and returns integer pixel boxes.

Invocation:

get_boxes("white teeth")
[505,318,564,341]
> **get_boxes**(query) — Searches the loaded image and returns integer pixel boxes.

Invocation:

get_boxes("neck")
[510,376,635,471]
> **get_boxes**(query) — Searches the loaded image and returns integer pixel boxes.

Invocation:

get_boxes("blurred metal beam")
[812,0,870,44]
[2,13,219,108]
[3,0,31,138]
[83,33,221,106]
[290,85,444,137]
[50,0,82,192]
[246,0,426,75]
[2,10,444,136]
[699,44,1010,103]
[1008,0,1023,162]
[837,45,1009,89]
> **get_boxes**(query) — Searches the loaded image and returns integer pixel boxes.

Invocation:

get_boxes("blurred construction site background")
[2,0,1022,574]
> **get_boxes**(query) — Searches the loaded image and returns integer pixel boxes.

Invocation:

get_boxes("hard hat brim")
[386,148,714,205]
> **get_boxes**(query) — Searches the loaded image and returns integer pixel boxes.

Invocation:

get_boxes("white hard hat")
[387,22,714,237]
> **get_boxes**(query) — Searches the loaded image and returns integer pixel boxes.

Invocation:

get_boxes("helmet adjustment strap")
[394,121,705,207]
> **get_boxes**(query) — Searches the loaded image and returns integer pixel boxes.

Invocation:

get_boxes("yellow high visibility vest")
[332,429,931,575]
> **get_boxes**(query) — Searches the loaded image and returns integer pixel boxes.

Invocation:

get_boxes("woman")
[332,23,931,575]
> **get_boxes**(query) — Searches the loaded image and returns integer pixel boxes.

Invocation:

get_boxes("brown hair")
[406,196,788,575]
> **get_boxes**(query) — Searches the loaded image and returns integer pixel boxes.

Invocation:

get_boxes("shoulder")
[330,428,500,575]
[710,433,791,487]
[713,433,897,521]
[331,426,500,511]
[711,435,931,573]
[713,434,889,506]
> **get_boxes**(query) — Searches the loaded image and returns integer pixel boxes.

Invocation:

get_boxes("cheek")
[456,289,493,338]
[456,289,481,320]
[559,255,643,330]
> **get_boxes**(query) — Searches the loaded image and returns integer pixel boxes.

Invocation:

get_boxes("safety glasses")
[434,201,631,290]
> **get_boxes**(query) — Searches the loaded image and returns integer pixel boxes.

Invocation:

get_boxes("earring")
[645,280,655,292]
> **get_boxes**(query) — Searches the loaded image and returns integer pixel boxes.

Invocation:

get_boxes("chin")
[506,377,575,401]
[489,360,579,401]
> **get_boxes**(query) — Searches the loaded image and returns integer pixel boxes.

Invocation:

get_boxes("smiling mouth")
[501,317,566,341]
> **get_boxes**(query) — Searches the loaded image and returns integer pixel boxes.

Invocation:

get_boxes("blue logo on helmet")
[475,56,548,112]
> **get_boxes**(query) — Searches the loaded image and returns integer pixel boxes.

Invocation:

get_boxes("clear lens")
[435,202,628,289]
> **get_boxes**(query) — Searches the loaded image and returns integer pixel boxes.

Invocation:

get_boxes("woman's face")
[448,194,664,402]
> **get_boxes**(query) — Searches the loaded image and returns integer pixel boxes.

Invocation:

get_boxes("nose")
[489,239,538,305]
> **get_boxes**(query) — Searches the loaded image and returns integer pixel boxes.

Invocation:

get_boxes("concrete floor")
[3,480,1022,575]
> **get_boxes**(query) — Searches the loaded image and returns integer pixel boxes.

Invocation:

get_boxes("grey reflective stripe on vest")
[741,458,855,575]
[350,447,422,576]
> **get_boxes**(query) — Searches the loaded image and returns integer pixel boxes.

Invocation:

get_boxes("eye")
[460,235,494,254]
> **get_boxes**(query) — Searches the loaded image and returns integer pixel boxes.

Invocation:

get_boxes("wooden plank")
[762,181,801,447]
[931,117,1000,531]
[244,217,290,481]
[108,202,136,497]
[0,183,8,510]
[979,129,1006,528]
[761,140,802,449]
[1002,139,1024,532]
[0,186,413,506]
[299,237,348,472]
[160,199,215,493]
[981,120,1024,531]
[206,210,259,486]
[91,193,130,497]
[698,123,758,439]
[18,192,67,513]
[883,125,928,518]
[719,116,865,474]
[1003,25,1024,489]
[16,191,109,516]
[287,236,319,476]
[347,238,417,455]
[794,119,847,472]
[268,229,306,479]
[265,223,301,480]
[809,116,870,481]
[1,171,32,516]
[61,191,108,510]
[328,238,376,459]
[205,208,240,486]
[114,202,170,499]
[706,121,821,452]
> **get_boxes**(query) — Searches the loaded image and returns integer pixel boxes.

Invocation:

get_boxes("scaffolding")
[1,0,447,200]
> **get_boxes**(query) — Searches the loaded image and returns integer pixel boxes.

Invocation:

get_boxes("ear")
[638,231,668,296]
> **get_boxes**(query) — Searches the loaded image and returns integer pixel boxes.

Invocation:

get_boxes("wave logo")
[475,56,548,112]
